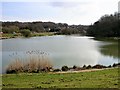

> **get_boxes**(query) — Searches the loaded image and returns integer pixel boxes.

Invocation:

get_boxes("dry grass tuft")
[6,51,53,74]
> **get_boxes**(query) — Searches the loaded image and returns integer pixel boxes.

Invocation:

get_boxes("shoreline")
[1,67,117,75]
[0,32,56,40]
[0,32,120,40]
[53,68,114,74]
[5,62,120,74]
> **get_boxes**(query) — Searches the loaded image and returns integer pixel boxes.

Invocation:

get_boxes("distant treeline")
[1,12,119,37]
[1,21,88,35]
[87,12,120,37]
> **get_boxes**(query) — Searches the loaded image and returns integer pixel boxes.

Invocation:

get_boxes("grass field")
[1,68,119,89]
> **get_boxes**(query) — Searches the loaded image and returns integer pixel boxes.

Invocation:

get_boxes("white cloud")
[1,0,119,25]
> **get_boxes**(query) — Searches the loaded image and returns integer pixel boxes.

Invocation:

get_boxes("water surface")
[1,35,118,73]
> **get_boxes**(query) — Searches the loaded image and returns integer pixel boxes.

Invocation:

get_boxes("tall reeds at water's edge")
[6,50,53,74]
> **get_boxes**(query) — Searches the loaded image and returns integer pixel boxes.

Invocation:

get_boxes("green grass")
[31,32,55,37]
[1,32,56,39]
[2,33,21,38]
[1,68,119,88]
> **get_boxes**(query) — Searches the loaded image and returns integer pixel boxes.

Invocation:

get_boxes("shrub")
[20,29,31,37]
[61,66,69,71]
[2,26,19,33]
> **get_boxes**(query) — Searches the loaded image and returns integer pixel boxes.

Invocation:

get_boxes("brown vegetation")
[6,58,52,74]
[6,51,53,74]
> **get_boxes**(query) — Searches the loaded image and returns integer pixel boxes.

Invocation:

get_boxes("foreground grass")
[2,68,119,88]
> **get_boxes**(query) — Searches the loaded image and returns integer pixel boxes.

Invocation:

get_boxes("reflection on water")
[1,35,119,73]
[95,38,119,59]
[100,43,119,59]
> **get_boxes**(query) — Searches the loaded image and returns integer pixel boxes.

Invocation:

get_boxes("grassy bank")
[31,32,56,37]
[1,33,22,39]
[0,32,56,39]
[2,68,119,88]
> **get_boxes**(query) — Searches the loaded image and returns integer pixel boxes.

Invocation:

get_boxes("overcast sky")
[1,0,119,25]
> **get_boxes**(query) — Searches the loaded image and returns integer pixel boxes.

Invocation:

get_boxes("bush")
[61,66,69,71]
[20,29,31,37]
[60,28,80,35]
[2,26,19,33]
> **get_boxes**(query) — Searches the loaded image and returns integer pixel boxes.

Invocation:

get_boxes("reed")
[6,50,53,74]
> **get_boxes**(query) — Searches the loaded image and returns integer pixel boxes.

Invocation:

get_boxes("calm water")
[0,35,119,73]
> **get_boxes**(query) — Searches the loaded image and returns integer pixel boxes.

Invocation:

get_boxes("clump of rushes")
[6,59,53,74]
[6,50,53,74]
[6,59,23,74]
